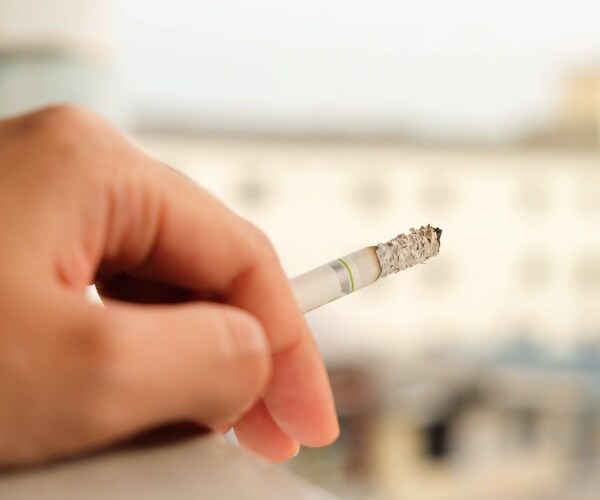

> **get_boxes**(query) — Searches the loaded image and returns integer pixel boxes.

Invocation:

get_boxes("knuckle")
[19,104,125,183]
[248,225,278,262]
[22,105,111,160]
[63,314,128,436]
[70,312,122,368]
[0,105,108,185]
[25,104,96,136]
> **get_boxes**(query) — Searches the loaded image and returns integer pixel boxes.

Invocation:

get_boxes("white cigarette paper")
[291,225,442,313]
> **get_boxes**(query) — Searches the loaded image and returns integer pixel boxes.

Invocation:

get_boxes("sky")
[117,0,600,142]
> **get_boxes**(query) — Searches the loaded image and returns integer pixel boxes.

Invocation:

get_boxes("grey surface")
[0,433,337,500]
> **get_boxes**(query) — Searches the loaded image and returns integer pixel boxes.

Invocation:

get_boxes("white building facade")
[140,135,600,360]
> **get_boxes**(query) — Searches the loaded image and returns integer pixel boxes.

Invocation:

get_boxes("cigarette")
[291,225,442,313]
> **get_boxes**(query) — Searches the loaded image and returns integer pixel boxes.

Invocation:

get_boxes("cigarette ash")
[376,225,442,277]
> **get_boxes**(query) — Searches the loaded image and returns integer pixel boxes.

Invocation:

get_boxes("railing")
[0,428,337,500]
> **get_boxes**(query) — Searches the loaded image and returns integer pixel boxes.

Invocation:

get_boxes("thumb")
[92,301,272,437]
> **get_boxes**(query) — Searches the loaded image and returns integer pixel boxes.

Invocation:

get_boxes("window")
[518,251,551,289]
[516,180,550,215]
[574,251,600,293]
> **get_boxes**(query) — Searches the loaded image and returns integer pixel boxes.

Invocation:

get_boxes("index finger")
[99,157,339,447]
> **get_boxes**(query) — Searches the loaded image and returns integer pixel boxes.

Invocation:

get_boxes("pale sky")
[117,0,600,141]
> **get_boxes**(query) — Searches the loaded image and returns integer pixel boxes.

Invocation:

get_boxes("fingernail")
[226,313,268,355]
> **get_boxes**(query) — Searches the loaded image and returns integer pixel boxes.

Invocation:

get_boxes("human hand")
[0,105,338,467]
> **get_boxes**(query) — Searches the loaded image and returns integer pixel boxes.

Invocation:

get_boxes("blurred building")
[561,68,600,147]
[288,342,600,500]
[139,133,600,361]
[525,66,600,150]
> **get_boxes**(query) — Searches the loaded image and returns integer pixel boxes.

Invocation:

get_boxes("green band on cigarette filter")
[337,258,355,293]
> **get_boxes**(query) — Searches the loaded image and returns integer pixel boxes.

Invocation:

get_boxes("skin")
[0,105,339,467]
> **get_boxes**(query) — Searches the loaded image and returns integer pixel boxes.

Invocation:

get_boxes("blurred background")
[2,1,600,498]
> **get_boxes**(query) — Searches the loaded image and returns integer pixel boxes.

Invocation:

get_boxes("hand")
[0,105,338,467]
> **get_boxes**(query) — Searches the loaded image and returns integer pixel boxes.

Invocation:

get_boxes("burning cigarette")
[291,225,442,313]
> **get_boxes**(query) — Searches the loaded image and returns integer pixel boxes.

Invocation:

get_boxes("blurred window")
[235,170,270,210]
[577,177,600,215]
[424,417,452,460]
[417,177,456,215]
[516,180,551,215]
[518,251,551,289]
[351,173,389,212]
[418,254,456,293]
[517,408,539,448]
[574,251,600,293]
